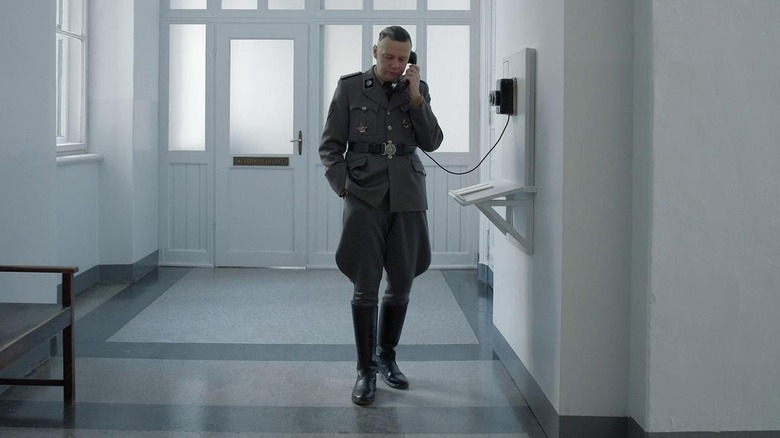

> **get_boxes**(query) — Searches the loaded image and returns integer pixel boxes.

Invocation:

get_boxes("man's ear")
[372,44,378,59]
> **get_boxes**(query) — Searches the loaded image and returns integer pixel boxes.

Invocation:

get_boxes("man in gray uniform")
[319,26,444,406]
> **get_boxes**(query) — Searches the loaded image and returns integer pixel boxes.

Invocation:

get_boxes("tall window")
[56,0,87,152]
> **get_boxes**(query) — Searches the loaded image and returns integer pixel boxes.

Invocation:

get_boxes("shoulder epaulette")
[340,71,362,80]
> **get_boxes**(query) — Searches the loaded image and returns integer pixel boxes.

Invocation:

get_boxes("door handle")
[290,130,302,156]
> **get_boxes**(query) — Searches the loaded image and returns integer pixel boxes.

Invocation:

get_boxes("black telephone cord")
[419,114,511,176]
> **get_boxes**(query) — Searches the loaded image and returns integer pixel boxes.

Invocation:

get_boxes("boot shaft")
[351,304,378,374]
[377,303,409,357]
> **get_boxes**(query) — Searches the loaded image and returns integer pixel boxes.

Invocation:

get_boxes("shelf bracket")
[449,178,535,255]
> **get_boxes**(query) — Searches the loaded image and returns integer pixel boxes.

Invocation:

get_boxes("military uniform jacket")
[319,67,444,212]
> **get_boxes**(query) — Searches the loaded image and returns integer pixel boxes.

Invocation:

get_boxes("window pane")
[56,0,84,34]
[373,0,415,10]
[268,0,305,9]
[230,39,295,155]
[168,24,206,151]
[322,0,362,9]
[428,0,469,10]
[56,36,67,140]
[222,0,257,9]
[66,37,84,143]
[170,0,207,9]
[56,35,84,144]
[427,25,469,153]
[322,25,363,123]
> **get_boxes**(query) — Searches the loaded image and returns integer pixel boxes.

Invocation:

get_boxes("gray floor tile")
[1,358,526,408]
[108,269,477,345]
[0,268,546,437]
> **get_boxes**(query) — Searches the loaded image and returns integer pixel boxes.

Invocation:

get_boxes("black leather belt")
[348,141,416,159]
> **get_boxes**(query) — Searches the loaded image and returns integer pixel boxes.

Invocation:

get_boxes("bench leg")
[63,324,75,406]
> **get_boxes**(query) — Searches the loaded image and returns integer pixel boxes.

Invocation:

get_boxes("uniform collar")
[363,67,406,111]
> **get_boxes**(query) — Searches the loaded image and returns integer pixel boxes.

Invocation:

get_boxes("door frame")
[213,23,309,268]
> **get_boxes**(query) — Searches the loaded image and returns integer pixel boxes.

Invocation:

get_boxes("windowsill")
[56,153,104,166]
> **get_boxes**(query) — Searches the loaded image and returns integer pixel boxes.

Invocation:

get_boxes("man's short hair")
[378,26,412,45]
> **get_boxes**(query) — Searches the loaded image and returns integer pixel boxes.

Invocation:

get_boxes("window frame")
[56,0,89,154]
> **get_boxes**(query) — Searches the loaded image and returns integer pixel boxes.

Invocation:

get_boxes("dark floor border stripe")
[75,341,494,362]
[75,266,192,342]
[441,269,494,345]
[0,401,542,435]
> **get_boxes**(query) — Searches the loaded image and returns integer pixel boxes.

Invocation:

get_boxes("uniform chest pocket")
[349,103,379,137]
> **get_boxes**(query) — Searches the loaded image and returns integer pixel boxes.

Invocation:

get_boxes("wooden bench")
[0,265,78,406]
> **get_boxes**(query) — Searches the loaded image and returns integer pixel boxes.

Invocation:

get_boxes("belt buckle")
[383,140,397,159]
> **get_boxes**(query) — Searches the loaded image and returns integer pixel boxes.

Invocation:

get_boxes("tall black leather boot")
[351,304,378,405]
[376,302,409,389]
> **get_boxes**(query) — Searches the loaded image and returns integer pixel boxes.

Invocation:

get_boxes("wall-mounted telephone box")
[450,48,537,254]
[488,78,516,115]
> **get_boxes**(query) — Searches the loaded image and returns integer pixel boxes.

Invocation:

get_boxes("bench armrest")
[0,265,79,306]
[0,266,78,274]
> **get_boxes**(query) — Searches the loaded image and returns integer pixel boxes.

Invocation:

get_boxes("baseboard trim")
[99,250,159,283]
[73,265,99,295]
[478,263,494,289]
[628,418,780,438]
[55,251,160,298]
[492,325,625,438]
[492,327,779,438]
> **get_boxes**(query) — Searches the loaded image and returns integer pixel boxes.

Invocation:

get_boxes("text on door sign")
[233,157,290,167]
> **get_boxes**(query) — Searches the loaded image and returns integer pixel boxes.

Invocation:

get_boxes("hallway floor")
[0,268,546,437]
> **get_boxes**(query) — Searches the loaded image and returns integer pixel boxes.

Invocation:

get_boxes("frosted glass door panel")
[169,24,206,151]
[268,0,305,9]
[57,0,84,34]
[230,40,294,155]
[373,0,415,10]
[427,25,470,153]
[222,0,257,9]
[322,25,362,123]
[323,0,362,9]
[170,0,207,9]
[428,0,470,10]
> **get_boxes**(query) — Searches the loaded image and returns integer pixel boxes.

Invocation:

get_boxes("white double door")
[162,22,474,269]
[214,23,309,267]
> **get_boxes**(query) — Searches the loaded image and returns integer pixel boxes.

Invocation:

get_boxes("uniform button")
[387,111,391,116]
[387,125,393,130]
[362,106,367,110]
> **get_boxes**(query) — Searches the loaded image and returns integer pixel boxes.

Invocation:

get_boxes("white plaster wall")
[491,0,565,411]
[91,0,159,266]
[0,0,58,303]
[91,0,135,265]
[131,0,160,261]
[56,162,100,275]
[646,0,780,432]
[559,0,632,416]
[629,0,652,428]
[492,0,632,418]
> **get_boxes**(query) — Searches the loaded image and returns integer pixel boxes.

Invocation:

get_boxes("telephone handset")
[393,51,417,94]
